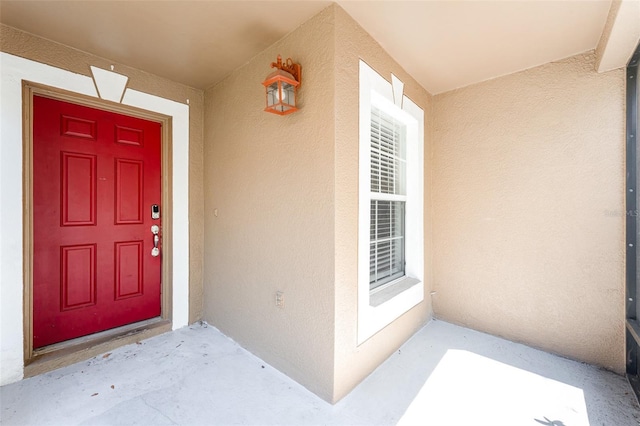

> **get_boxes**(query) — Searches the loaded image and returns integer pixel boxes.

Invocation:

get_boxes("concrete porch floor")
[1,320,639,426]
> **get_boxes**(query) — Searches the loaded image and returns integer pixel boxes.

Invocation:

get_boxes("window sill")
[357,274,424,345]
[370,276,421,307]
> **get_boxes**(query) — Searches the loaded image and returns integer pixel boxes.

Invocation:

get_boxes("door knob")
[151,225,160,257]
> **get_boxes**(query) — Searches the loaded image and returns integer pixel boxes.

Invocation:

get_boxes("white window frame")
[358,60,424,345]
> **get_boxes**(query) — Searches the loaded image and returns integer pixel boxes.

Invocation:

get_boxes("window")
[369,106,406,290]
[358,60,424,344]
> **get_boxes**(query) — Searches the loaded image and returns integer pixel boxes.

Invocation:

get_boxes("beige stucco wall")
[432,51,626,373]
[0,24,206,324]
[202,7,337,400]
[203,5,434,402]
[332,6,433,402]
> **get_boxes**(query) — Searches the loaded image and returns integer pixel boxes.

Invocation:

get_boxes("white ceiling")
[0,1,615,94]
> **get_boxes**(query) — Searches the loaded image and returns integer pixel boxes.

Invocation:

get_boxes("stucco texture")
[203,5,434,402]
[0,24,205,324]
[332,6,433,402]
[203,7,337,401]
[432,52,626,373]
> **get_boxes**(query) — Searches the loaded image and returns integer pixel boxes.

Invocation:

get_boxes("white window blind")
[369,106,406,290]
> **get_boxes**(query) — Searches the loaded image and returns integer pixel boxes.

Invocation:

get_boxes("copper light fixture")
[262,55,301,115]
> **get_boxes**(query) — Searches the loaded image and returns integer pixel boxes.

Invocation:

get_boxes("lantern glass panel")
[266,82,280,107]
[282,82,296,107]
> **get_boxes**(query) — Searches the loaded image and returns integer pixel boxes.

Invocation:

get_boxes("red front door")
[32,95,162,349]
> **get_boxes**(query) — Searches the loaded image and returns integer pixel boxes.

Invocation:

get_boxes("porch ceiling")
[0,0,614,94]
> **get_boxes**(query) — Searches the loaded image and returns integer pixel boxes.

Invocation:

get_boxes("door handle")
[151,225,160,257]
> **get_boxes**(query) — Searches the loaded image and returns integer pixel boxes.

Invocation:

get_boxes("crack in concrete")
[140,395,178,425]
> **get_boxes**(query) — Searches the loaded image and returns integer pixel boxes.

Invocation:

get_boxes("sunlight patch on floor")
[397,349,588,426]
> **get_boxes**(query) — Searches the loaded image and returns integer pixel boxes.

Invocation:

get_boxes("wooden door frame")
[22,81,173,365]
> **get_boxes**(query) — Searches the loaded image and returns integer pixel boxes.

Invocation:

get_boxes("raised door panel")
[60,244,96,311]
[114,241,144,299]
[115,159,143,224]
[61,152,97,226]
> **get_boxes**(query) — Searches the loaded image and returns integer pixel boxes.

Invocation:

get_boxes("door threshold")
[25,318,171,379]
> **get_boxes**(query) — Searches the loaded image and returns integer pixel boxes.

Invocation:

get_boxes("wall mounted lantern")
[262,55,301,115]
